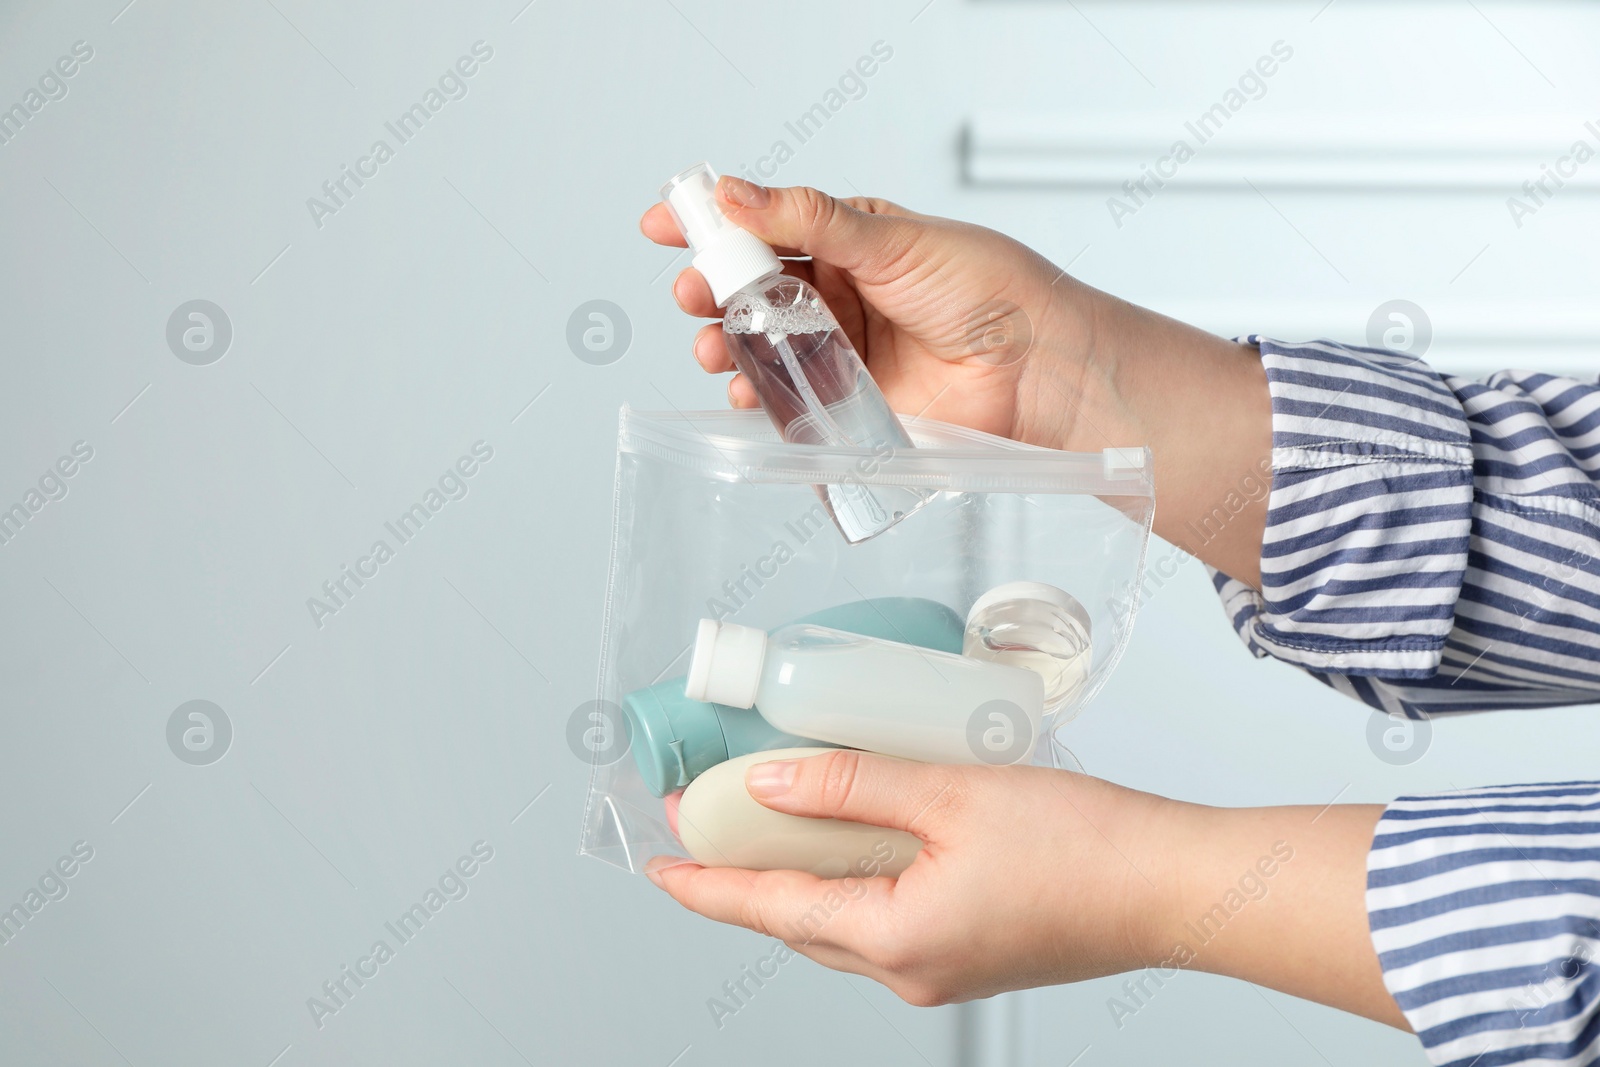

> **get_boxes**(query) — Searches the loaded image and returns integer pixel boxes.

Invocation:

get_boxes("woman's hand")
[646,750,1404,1027]
[639,178,1276,583]
[648,748,1171,1004]
[639,178,1094,452]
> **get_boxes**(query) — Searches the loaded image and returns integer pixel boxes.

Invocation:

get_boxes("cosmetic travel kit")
[578,163,1155,878]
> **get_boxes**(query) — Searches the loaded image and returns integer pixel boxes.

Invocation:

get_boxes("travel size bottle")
[684,618,1045,766]
[669,747,922,878]
[963,582,1093,716]
[660,163,930,543]
[621,596,966,797]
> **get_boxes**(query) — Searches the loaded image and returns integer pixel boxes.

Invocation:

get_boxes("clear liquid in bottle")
[963,582,1094,717]
[724,276,931,543]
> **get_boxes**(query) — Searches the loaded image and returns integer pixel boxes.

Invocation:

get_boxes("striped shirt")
[1210,337,1600,1064]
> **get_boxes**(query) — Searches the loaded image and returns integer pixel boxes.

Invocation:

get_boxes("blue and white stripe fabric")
[1369,783,1600,1067]
[1212,337,1600,715]
[1209,338,1600,1063]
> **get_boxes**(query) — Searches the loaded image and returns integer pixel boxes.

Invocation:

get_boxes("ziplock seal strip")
[618,406,1154,497]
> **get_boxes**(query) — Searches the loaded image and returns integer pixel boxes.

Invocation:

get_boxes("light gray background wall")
[0,1,1595,1065]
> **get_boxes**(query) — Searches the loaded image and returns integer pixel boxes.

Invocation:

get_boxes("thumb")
[716,177,916,282]
[745,749,963,841]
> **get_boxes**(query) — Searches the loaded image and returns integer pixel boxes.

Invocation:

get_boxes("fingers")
[672,268,719,318]
[645,856,948,1007]
[646,858,889,947]
[691,323,756,405]
[715,178,918,283]
[728,374,758,408]
[639,202,686,247]
[694,323,731,372]
[674,255,817,321]
[642,199,804,256]
[745,750,965,842]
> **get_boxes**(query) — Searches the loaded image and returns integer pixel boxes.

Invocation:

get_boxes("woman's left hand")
[646,749,1173,1006]
[646,748,1403,1026]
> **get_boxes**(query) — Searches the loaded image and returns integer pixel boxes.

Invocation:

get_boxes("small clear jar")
[963,581,1093,717]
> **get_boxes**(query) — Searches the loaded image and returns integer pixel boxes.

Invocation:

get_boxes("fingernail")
[645,855,694,882]
[720,176,769,209]
[746,760,797,798]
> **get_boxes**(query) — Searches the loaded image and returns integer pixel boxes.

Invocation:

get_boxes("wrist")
[1073,780,1205,972]
[1017,280,1142,455]
[1150,804,1298,973]
[1122,796,1217,970]
[1046,283,1273,580]
[1148,802,1405,1028]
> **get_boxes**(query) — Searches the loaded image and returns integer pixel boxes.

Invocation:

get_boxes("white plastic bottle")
[964,581,1093,716]
[684,618,1044,765]
[660,163,929,543]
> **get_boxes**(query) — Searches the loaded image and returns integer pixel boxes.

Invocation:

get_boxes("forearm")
[1033,283,1272,585]
[1147,800,1407,1029]
[1026,292,1404,1024]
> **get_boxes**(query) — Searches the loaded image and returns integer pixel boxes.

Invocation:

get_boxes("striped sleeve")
[1368,782,1600,1066]
[1211,337,1600,717]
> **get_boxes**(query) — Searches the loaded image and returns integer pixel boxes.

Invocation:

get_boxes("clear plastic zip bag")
[579,406,1154,874]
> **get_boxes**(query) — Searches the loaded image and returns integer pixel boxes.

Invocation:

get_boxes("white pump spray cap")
[660,163,783,307]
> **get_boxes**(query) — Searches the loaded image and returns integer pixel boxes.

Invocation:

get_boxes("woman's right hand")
[639,176,1275,584]
[638,177,1102,453]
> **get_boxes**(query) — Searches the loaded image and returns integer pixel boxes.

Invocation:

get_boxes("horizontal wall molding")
[964,113,1600,191]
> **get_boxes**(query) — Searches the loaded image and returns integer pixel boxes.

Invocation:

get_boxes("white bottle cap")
[684,618,768,708]
[966,581,1092,633]
[661,163,783,307]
